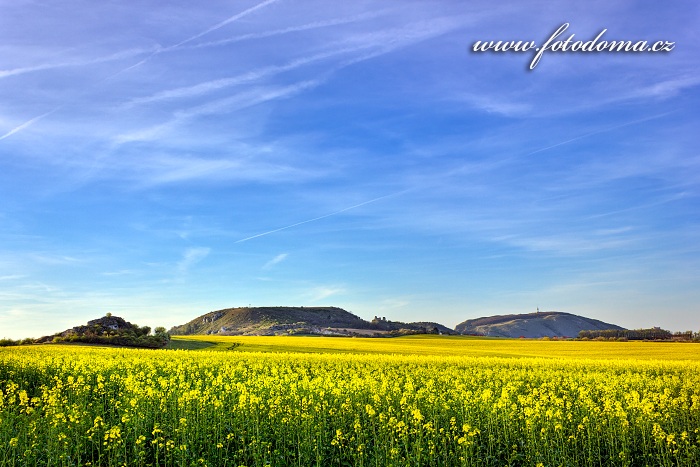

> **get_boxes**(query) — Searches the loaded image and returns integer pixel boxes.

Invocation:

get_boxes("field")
[1,337,699,466]
[170,334,700,360]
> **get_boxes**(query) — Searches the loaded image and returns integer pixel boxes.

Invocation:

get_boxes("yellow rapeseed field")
[1,336,699,466]
[171,334,700,360]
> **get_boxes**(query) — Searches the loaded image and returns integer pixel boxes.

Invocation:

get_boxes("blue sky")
[1,0,699,338]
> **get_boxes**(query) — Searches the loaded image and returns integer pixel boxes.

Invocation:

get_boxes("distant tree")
[154,326,170,345]
[578,328,673,341]
[105,312,112,318]
[672,331,693,341]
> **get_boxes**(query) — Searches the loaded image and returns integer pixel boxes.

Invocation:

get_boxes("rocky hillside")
[35,315,170,348]
[170,306,455,337]
[455,311,624,338]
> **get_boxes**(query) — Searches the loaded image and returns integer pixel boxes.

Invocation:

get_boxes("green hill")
[169,306,455,337]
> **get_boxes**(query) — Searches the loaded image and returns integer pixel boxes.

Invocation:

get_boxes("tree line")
[578,328,700,341]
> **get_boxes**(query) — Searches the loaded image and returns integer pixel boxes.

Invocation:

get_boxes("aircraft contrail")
[0,0,280,141]
[104,0,280,82]
[0,109,58,141]
[186,10,387,50]
[524,111,676,157]
[170,0,280,50]
[235,190,408,243]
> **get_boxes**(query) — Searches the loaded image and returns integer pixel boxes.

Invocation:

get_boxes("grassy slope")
[169,306,372,335]
[169,334,700,361]
[165,339,216,350]
[170,306,455,336]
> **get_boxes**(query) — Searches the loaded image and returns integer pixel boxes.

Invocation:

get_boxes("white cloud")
[177,247,210,273]
[0,275,25,281]
[263,253,288,269]
[631,75,700,100]
[307,286,345,302]
[378,297,410,310]
[101,270,137,276]
[124,44,376,108]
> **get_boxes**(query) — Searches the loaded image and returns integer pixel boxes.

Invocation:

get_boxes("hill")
[455,311,624,338]
[34,315,171,348]
[169,306,456,337]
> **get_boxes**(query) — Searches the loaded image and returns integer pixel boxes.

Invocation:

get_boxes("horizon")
[2,307,689,340]
[1,1,699,339]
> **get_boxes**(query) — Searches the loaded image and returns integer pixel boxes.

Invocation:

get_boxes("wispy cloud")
[18,282,62,294]
[114,79,324,145]
[236,190,408,243]
[496,233,638,256]
[183,79,324,118]
[107,0,282,78]
[186,10,389,50]
[177,247,210,273]
[114,15,465,145]
[378,297,410,311]
[29,253,84,265]
[0,47,154,80]
[125,45,378,108]
[263,253,288,269]
[630,75,700,100]
[115,152,319,187]
[0,109,58,141]
[308,286,345,302]
[0,0,283,143]
[0,275,26,281]
[457,93,532,117]
[522,112,676,158]
[100,270,136,277]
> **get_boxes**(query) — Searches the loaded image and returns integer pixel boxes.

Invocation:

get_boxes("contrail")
[1,0,280,141]
[126,44,371,107]
[186,10,387,50]
[106,0,280,79]
[524,111,676,157]
[235,190,408,243]
[0,109,58,141]
[0,47,153,80]
[170,0,280,50]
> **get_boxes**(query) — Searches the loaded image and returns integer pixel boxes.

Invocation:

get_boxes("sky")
[1,0,699,339]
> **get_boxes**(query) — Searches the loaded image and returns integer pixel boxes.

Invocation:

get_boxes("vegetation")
[169,306,454,337]
[31,315,171,349]
[1,337,699,466]
[0,338,34,347]
[578,328,700,341]
[164,339,216,351]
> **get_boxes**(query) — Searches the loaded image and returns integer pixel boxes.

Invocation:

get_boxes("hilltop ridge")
[170,307,626,338]
[169,306,455,337]
[455,311,624,338]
